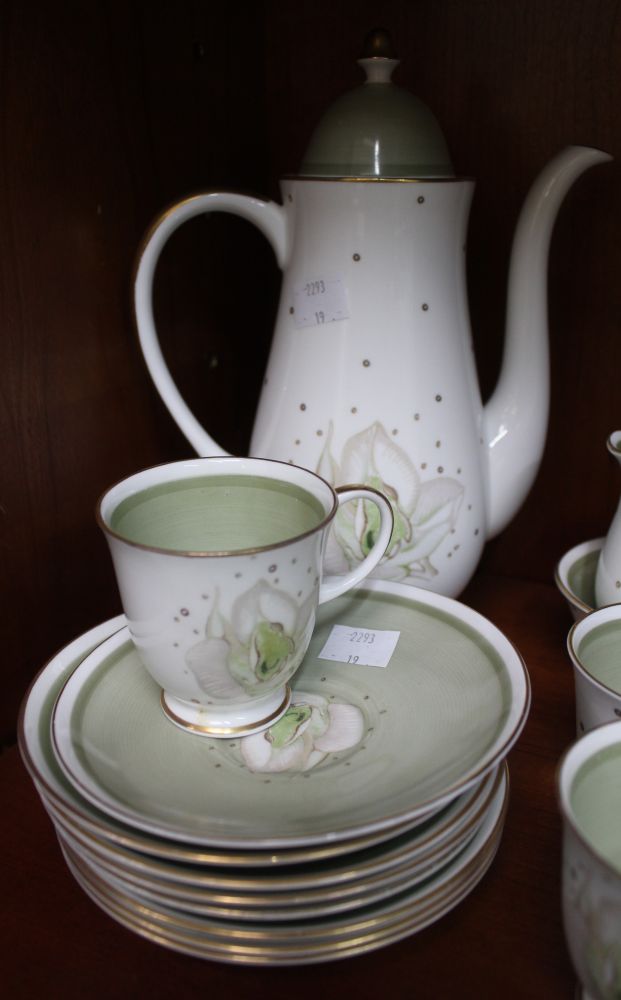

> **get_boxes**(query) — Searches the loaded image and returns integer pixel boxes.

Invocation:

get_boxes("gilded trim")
[42,791,431,868]
[96,458,342,559]
[556,723,621,880]
[554,564,593,615]
[283,175,473,183]
[160,685,291,736]
[58,765,508,944]
[54,771,500,910]
[55,771,506,961]
[567,615,621,701]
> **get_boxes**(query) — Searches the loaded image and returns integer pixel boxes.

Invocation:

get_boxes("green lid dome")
[300,30,454,179]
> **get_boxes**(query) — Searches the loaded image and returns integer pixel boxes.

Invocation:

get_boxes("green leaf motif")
[363,475,410,556]
[253,621,295,681]
[319,421,464,582]
[267,705,313,748]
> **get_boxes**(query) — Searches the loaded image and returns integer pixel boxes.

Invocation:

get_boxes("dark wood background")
[2,0,620,747]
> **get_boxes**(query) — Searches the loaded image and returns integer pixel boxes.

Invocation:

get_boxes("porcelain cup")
[97,456,393,738]
[567,605,621,734]
[558,721,621,999]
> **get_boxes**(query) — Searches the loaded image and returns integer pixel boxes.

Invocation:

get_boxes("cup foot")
[160,685,291,738]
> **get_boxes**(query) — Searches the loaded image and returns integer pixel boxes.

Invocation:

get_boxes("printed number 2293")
[348,631,375,644]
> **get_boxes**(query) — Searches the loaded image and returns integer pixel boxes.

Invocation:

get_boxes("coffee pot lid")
[299,29,454,179]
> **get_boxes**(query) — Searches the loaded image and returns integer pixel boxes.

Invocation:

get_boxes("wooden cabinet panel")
[2,0,620,743]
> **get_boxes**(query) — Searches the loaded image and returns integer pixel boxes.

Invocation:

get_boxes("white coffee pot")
[134,32,610,597]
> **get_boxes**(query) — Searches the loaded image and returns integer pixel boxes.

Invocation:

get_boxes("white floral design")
[318,421,464,583]
[185,582,315,702]
[240,692,365,773]
[564,855,621,998]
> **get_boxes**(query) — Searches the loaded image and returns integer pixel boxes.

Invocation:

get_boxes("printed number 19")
[347,655,359,664]
[315,310,325,324]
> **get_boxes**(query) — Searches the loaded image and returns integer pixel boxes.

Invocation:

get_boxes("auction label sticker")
[293,275,349,328]
[317,625,401,668]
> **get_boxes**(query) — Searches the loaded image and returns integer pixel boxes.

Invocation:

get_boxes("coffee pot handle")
[134,193,288,456]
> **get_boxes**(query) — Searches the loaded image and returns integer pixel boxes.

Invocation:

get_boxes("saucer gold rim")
[43,766,500,897]
[62,843,497,964]
[54,766,508,946]
[56,773,506,963]
[56,803,485,920]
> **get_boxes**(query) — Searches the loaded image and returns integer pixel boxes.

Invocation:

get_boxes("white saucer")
[44,765,500,896]
[18,617,471,867]
[52,768,503,922]
[56,767,508,964]
[49,580,530,848]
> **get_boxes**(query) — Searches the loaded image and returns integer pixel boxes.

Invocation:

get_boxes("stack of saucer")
[19,580,530,965]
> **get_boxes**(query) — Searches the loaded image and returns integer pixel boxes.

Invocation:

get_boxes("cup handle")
[318,485,394,605]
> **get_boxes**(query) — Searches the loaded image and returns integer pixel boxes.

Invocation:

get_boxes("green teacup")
[568,605,621,734]
[559,721,621,999]
[98,456,393,738]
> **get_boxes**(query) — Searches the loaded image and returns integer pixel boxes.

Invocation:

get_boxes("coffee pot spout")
[482,145,612,538]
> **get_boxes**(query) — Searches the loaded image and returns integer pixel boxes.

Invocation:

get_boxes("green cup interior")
[567,549,598,609]
[108,474,326,553]
[571,740,621,874]
[577,619,621,694]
